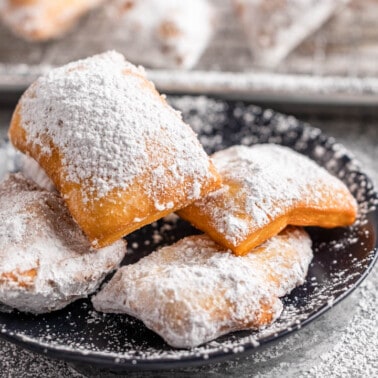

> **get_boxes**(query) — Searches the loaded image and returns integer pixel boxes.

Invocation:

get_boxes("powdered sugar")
[93,228,313,348]
[19,155,55,192]
[180,144,357,248]
[104,0,213,69]
[0,214,26,244]
[0,173,126,314]
[18,51,214,206]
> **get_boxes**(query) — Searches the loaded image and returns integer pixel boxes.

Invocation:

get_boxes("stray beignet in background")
[0,0,104,41]
[178,144,357,256]
[234,0,349,68]
[0,173,126,314]
[92,227,313,348]
[8,51,221,248]
[104,0,214,69]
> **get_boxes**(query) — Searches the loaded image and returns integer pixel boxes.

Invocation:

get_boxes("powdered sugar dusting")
[0,173,126,314]
[171,96,378,214]
[182,144,356,247]
[18,51,214,204]
[104,0,214,69]
[0,0,104,41]
[0,212,26,244]
[19,154,55,192]
[93,228,313,348]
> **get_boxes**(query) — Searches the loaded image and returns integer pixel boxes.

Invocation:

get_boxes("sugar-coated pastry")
[104,0,214,69]
[92,227,313,348]
[19,154,56,192]
[0,173,126,314]
[177,144,358,256]
[0,0,104,41]
[8,51,221,248]
[234,0,349,67]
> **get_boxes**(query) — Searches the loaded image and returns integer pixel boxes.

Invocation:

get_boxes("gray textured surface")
[0,104,377,377]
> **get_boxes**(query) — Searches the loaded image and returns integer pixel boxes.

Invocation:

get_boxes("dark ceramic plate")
[0,96,377,371]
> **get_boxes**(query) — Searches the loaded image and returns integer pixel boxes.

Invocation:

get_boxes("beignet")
[234,0,348,67]
[92,227,313,348]
[0,0,104,41]
[177,144,357,255]
[8,51,221,248]
[104,0,214,69]
[0,173,126,314]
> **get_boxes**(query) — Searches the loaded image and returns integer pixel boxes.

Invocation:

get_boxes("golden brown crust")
[10,105,221,248]
[177,145,357,256]
[9,52,221,248]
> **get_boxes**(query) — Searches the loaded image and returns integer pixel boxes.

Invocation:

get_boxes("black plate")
[0,96,377,371]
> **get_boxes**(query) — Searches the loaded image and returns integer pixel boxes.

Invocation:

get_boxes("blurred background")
[0,0,378,104]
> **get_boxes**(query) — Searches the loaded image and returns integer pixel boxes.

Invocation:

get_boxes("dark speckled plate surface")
[0,96,377,371]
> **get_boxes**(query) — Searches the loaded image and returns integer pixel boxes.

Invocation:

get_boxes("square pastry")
[93,227,313,348]
[8,51,221,248]
[178,144,357,255]
[0,173,126,314]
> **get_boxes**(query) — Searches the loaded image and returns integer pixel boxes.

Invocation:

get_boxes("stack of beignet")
[2,50,220,316]
[93,228,313,348]
[2,51,358,348]
[92,142,357,348]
